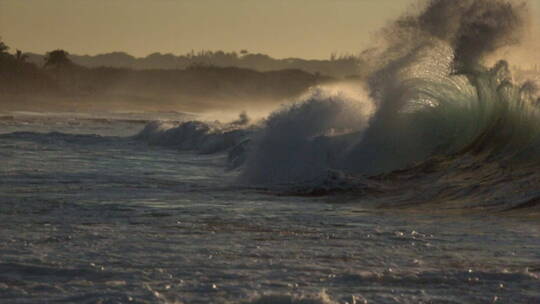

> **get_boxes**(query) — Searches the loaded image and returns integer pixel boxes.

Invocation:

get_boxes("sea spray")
[239,86,374,184]
[239,0,536,182]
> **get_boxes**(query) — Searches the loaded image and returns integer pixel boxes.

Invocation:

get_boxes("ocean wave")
[224,0,540,213]
[129,57,540,213]
[0,131,115,145]
[135,118,254,155]
[245,290,342,304]
[239,86,374,184]
[128,1,540,213]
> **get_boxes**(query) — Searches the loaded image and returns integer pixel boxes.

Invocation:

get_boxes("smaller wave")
[0,115,15,121]
[0,131,115,145]
[135,118,254,155]
[245,290,344,304]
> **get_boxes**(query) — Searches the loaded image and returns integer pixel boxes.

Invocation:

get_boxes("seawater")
[0,113,539,304]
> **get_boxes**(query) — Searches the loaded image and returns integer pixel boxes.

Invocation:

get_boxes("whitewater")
[3,0,540,302]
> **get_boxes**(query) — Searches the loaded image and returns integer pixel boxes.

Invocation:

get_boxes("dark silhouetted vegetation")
[26,49,368,78]
[44,50,73,69]
[0,38,56,96]
[0,41,9,54]
[0,39,336,112]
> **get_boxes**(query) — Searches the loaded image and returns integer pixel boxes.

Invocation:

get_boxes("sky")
[0,0,539,59]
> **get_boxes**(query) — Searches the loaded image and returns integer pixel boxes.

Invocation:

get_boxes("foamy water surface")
[1,114,539,304]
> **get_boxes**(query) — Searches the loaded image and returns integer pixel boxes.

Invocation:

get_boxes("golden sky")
[0,0,538,59]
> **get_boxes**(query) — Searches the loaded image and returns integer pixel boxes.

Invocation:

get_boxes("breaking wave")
[131,0,540,212]
[135,118,252,155]
[239,86,374,184]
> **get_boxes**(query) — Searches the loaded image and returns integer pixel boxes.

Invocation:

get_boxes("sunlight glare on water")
[0,116,538,303]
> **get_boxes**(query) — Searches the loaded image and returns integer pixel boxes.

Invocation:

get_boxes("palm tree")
[44,49,72,68]
[0,39,10,58]
[0,40,8,54]
[15,50,28,62]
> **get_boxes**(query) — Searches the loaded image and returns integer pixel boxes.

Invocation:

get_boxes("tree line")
[25,49,367,78]
[0,39,335,112]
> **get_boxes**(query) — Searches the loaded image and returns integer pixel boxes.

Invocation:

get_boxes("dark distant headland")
[0,40,367,113]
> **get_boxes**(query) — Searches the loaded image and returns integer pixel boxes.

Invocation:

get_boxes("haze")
[1,0,418,59]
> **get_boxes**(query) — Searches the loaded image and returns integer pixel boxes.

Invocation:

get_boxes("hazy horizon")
[0,0,420,59]
[2,0,539,61]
